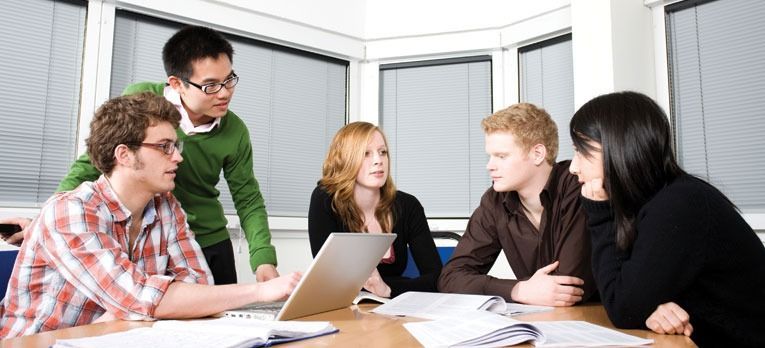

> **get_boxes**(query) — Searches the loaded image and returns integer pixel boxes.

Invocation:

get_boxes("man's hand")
[646,302,693,336]
[255,264,280,282]
[581,178,609,201]
[363,268,391,298]
[511,261,585,306]
[255,272,302,302]
[0,217,32,246]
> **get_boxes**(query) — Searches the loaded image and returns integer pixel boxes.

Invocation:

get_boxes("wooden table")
[0,304,697,347]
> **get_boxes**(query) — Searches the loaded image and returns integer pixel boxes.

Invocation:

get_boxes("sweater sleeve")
[307,186,342,257]
[57,153,101,192]
[223,122,276,271]
[438,191,517,301]
[382,194,442,297]
[582,188,707,329]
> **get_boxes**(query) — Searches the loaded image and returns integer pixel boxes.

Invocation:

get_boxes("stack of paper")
[373,291,652,347]
[53,317,338,348]
[404,310,654,347]
[404,310,544,347]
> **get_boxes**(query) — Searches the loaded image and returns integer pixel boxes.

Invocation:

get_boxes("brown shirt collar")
[502,162,564,216]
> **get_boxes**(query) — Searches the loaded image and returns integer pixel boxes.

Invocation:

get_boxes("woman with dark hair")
[568,91,765,347]
[308,122,442,299]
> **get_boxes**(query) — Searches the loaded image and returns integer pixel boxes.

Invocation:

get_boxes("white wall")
[215,0,367,39]
[364,0,569,39]
[571,0,656,108]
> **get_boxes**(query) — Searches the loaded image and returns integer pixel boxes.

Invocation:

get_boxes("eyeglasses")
[129,141,184,156]
[183,73,239,94]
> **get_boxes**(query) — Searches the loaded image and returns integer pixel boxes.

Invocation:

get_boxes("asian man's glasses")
[183,73,239,94]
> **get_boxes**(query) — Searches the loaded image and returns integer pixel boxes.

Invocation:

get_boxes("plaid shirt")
[0,176,213,338]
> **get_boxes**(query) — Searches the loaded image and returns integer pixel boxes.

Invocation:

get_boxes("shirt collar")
[95,175,159,226]
[163,85,221,135]
[502,162,562,214]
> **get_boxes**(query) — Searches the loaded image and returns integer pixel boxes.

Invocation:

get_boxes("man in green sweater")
[57,26,279,284]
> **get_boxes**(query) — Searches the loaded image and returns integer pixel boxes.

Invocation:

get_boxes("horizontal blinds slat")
[0,0,84,206]
[110,14,177,97]
[669,0,765,211]
[267,52,346,216]
[381,60,492,217]
[467,62,493,213]
[519,37,575,161]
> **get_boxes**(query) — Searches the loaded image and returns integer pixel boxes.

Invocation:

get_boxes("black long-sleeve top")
[582,174,765,347]
[308,186,442,298]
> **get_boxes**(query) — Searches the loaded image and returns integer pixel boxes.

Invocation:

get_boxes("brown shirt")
[438,161,595,302]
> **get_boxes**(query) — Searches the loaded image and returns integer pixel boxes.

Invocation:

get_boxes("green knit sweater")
[57,82,276,271]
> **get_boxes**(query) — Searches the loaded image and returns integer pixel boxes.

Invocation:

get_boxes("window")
[380,57,492,217]
[111,11,347,217]
[0,0,86,206]
[666,0,765,211]
[519,34,575,161]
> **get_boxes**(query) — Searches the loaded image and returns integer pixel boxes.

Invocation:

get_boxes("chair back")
[0,248,19,300]
[402,231,461,278]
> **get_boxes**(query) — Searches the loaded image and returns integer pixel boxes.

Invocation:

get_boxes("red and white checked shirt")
[0,176,213,338]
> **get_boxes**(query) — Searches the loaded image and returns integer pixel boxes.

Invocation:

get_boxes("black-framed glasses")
[129,141,184,156]
[183,73,239,94]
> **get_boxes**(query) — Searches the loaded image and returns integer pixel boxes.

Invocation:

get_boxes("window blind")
[380,57,492,218]
[0,0,85,206]
[667,0,765,211]
[111,11,347,217]
[519,34,575,161]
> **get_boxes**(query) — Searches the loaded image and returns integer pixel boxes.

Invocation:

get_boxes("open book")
[53,317,338,348]
[371,291,552,319]
[352,290,390,304]
[404,310,653,347]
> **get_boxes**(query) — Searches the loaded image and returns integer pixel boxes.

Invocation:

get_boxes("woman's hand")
[363,268,391,298]
[581,178,609,201]
[645,302,693,336]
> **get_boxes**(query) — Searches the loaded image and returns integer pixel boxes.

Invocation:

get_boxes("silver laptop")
[224,232,397,321]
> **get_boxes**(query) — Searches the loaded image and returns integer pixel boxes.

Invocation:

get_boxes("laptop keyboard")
[245,301,286,311]
[224,301,286,320]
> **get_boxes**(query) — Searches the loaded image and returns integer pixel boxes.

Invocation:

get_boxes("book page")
[54,318,338,348]
[403,310,543,347]
[532,321,653,347]
[352,290,390,304]
[502,303,554,316]
[372,291,507,319]
[53,327,265,348]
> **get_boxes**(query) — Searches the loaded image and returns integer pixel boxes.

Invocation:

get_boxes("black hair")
[162,26,234,80]
[569,91,686,250]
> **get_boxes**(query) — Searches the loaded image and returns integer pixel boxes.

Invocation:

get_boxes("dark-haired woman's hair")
[569,91,686,250]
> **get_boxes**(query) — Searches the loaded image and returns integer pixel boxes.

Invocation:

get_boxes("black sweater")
[308,186,442,297]
[582,175,765,347]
